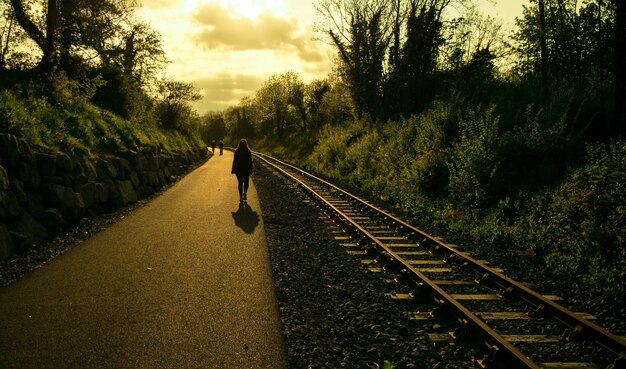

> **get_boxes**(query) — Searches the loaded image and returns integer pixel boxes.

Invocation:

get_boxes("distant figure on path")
[211,140,216,154]
[219,141,224,155]
[231,139,253,202]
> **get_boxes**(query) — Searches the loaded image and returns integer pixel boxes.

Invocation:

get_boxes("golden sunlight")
[183,0,287,18]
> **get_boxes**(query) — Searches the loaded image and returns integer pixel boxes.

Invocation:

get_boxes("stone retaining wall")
[0,133,208,261]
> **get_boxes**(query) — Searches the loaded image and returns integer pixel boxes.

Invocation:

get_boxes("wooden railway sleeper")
[607,352,625,369]
[444,253,460,263]
[380,253,406,274]
[562,324,586,343]
[475,343,501,369]
[449,318,470,340]
[497,286,514,299]
[345,226,361,239]
[527,303,546,318]
[357,235,371,246]
[475,273,490,285]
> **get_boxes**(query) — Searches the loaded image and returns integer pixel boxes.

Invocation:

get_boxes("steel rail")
[255,152,626,367]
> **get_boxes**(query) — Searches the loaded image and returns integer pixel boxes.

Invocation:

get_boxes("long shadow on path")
[231,202,260,234]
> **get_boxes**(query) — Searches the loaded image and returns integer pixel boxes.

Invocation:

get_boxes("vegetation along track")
[254,152,626,369]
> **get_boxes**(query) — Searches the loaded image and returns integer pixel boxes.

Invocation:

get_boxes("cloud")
[139,0,171,9]
[192,2,323,63]
[192,72,264,113]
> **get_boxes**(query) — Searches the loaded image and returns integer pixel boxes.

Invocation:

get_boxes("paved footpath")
[0,150,287,369]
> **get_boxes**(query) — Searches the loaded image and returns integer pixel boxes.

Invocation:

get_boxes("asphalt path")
[0,150,287,369]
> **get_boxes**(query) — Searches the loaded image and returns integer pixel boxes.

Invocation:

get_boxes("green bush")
[447,106,501,211]
[0,86,203,156]
[306,98,624,299]
[525,142,626,297]
[308,123,358,179]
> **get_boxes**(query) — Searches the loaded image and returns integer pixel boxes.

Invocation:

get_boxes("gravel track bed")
[254,162,487,369]
[254,160,624,368]
[291,167,624,335]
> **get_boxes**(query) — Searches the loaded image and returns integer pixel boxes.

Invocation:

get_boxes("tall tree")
[44,0,58,69]
[538,0,549,94]
[118,22,166,84]
[305,79,332,130]
[316,0,392,119]
[440,6,505,70]
[0,2,17,67]
[156,79,201,131]
[9,0,48,68]
[225,97,256,140]
[513,0,618,137]
[8,0,136,73]
[200,112,226,143]
[254,72,305,137]
[614,0,626,136]
[387,0,451,116]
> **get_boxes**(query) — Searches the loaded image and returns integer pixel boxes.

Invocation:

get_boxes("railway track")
[254,152,626,369]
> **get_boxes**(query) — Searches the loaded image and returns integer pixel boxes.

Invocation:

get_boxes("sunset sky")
[136,0,526,114]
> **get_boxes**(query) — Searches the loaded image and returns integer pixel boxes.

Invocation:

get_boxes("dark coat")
[231,148,253,175]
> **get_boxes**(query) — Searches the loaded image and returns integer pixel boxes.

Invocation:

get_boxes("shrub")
[447,105,501,211]
[306,98,624,299]
[308,123,358,179]
[526,142,626,297]
[0,85,203,155]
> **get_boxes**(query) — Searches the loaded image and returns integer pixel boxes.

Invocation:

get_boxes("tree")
[440,6,506,71]
[0,1,32,69]
[512,0,618,137]
[8,0,50,68]
[156,79,201,132]
[119,22,166,84]
[316,0,457,120]
[538,0,548,94]
[90,22,166,120]
[614,0,625,135]
[283,72,307,132]
[200,111,226,143]
[254,71,306,137]
[384,0,452,117]
[305,79,331,130]
[397,2,442,113]
[224,96,255,140]
[7,0,136,73]
[316,0,393,119]
[317,78,355,125]
[513,0,612,91]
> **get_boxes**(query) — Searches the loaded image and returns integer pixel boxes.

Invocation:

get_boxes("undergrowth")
[306,102,625,299]
[0,77,203,156]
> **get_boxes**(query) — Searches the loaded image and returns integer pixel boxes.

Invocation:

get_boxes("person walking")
[219,141,224,155]
[211,140,216,154]
[231,139,253,202]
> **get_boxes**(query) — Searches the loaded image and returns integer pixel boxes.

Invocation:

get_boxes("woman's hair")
[237,138,249,150]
